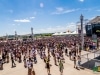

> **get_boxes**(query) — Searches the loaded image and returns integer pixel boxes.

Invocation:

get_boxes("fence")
[80,51,100,70]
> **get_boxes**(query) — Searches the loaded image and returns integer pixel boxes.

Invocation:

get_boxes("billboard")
[85,24,100,36]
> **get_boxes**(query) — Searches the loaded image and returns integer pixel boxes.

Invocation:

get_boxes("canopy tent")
[71,31,77,34]
[52,32,72,36]
[53,30,86,36]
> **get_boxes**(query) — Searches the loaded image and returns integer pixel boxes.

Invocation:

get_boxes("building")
[85,16,100,36]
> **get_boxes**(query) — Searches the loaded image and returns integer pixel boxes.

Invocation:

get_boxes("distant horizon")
[0,0,100,36]
[0,30,76,37]
[0,32,55,37]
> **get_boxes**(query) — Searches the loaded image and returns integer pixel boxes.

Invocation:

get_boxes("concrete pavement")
[0,51,98,75]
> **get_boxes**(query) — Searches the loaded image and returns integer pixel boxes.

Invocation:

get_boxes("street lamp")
[80,14,84,50]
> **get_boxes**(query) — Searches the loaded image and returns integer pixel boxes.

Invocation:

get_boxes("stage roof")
[88,16,100,24]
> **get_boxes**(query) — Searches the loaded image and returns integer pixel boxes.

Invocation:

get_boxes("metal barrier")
[80,51,100,70]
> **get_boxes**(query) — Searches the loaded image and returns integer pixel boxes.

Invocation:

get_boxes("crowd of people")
[0,35,100,75]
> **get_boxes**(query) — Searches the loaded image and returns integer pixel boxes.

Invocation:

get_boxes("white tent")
[52,32,72,35]
[52,32,61,35]
[71,31,77,34]
[52,32,59,35]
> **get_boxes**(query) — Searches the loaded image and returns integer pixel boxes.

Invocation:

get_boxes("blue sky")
[0,0,100,36]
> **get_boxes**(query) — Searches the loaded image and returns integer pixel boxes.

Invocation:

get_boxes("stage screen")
[92,25,100,36]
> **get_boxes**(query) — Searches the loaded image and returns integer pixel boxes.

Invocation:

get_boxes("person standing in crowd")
[46,57,50,75]
[31,47,37,64]
[79,44,82,56]
[2,52,6,63]
[69,51,71,60]
[93,42,96,50]
[33,53,37,64]
[48,52,50,62]
[0,57,3,70]
[0,48,1,55]
[18,52,22,63]
[27,58,33,75]
[23,55,27,68]
[73,56,76,68]
[59,60,64,75]
[57,51,60,63]
[11,53,16,68]
[76,55,81,70]
[6,53,9,63]
[32,68,35,75]
[65,48,68,56]
[60,55,65,63]
[53,53,57,66]
[77,55,81,69]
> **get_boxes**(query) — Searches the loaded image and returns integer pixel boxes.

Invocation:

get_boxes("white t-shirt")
[27,61,33,69]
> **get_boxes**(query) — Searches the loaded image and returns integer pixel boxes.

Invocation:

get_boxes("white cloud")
[12,24,20,26]
[56,7,64,12]
[30,17,35,19]
[14,19,31,23]
[79,0,84,2]
[52,8,79,15]
[82,8,92,11]
[34,23,76,33]
[64,9,78,13]
[40,3,44,8]
[13,16,35,23]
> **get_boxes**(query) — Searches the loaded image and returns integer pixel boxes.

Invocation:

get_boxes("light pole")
[31,27,34,41]
[6,33,8,41]
[80,14,84,50]
[15,31,17,40]
[76,19,88,35]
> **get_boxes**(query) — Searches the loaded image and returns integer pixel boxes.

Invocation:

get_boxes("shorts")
[46,63,50,69]
[59,68,63,72]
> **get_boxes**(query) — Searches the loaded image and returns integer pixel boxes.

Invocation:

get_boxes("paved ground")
[0,51,99,75]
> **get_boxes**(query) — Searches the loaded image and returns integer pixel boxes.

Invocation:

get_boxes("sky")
[0,0,100,36]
